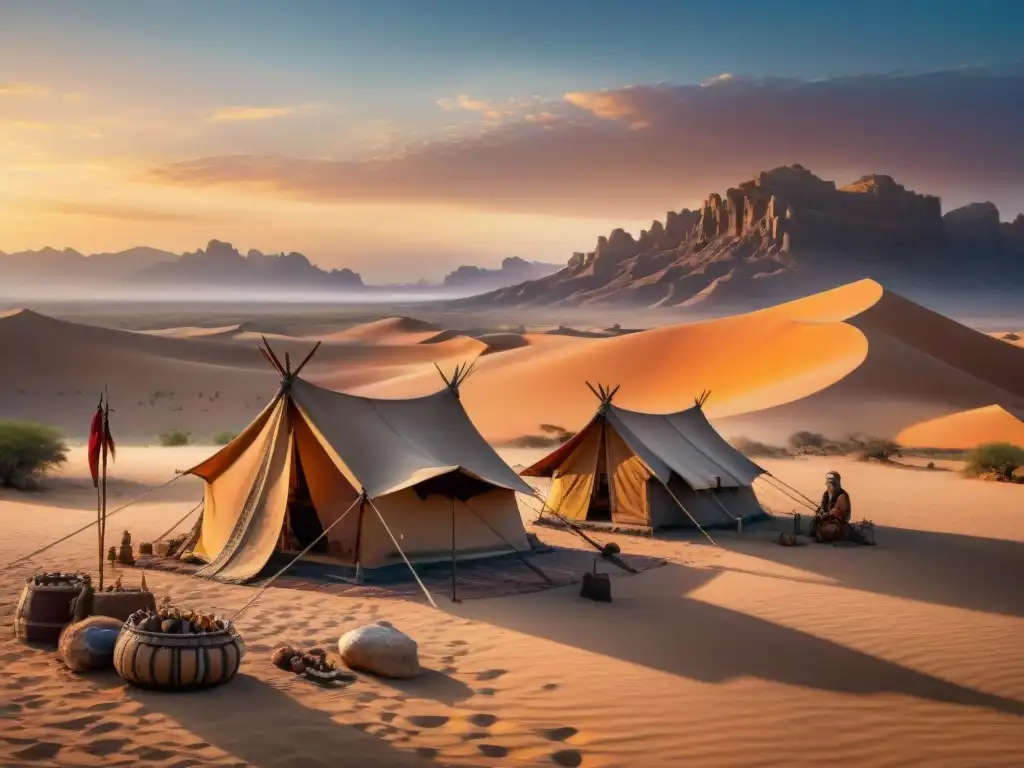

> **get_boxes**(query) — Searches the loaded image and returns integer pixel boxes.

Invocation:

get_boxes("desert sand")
[1,447,1022,767]
[2,279,1023,766]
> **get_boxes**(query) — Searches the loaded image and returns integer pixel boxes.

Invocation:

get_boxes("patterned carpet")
[134,546,666,603]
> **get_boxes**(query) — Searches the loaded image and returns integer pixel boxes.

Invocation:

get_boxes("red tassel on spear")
[88,397,104,488]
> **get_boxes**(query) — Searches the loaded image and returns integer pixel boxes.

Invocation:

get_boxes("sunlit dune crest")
[897,405,1024,450]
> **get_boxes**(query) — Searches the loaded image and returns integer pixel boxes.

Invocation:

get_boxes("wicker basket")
[113,620,245,691]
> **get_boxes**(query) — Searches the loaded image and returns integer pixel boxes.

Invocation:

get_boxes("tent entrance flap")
[285,442,327,554]
[587,424,611,522]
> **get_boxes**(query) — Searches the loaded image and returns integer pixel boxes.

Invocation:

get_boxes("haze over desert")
[3,3,1024,767]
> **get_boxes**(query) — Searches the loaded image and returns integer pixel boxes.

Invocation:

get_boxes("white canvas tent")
[522,385,767,531]
[183,344,532,583]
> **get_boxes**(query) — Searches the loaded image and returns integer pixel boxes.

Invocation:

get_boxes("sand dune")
[990,331,1024,348]
[0,309,481,442]
[140,324,243,339]
[355,280,1024,448]
[316,316,443,345]
[897,404,1024,449]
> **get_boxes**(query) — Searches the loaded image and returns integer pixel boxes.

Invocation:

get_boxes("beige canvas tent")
[522,385,767,531]
[182,343,532,583]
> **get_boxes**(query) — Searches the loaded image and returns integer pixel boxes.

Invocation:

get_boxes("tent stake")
[366,497,439,609]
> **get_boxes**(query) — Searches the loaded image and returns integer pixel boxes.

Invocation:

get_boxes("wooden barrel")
[13,582,83,645]
[113,622,244,690]
[92,591,157,622]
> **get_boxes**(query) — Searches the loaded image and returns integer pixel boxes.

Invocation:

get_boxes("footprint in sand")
[84,738,131,756]
[380,712,398,723]
[541,683,560,691]
[478,744,511,758]
[414,747,439,759]
[474,669,507,682]
[551,749,584,767]
[539,726,578,742]
[468,713,499,728]
[13,742,62,761]
[475,687,498,696]
[406,715,449,729]
[52,715,103,730]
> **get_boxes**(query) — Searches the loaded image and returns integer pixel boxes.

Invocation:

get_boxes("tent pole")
[704,489,737,524]
[463,498,554,584]
[366,497,439,610]
[658,479,718,547]
[450,495,459,603]
[230,493,362,622]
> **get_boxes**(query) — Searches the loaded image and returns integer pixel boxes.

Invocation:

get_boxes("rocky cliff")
[138,240,364,287]
[443,256,561,289]
[459,165,1022,310]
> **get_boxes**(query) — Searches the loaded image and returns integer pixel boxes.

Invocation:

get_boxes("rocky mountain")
[0,240,363,292]
[0,241,555,295]
[0,246,179,283]
[456,165,1024,311]
[136,240,363,288]
[442,256,561,290]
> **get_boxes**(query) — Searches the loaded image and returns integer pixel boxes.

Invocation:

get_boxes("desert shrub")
[159,429,191,447]
[966,442,1024,481]
[786,431,831,454]
[213,430,237,445]
[857,438,901,462]
[0,420,69,490]
[730,436,789,458]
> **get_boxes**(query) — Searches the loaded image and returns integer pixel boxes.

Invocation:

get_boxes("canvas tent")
[522,385,767,531]
[182,344,532,583]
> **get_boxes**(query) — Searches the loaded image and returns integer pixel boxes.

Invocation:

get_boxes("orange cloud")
[146,67,1024,220]
[38,199,213,223]
[208,105,296,122]
[0,82,52,98]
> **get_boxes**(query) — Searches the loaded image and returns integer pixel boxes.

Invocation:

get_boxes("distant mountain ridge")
[0,240,553,293]
[456,165,1024,311]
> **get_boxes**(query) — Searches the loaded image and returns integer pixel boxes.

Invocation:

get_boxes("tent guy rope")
[229,494,362,622]
[3,472,187,571]
[365,496,439,609]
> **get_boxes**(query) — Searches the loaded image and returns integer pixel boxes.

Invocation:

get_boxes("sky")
[1,0,1022,281]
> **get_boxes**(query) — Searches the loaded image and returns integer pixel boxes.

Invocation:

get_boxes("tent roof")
[522,403,764,491]
[289,378,532,498]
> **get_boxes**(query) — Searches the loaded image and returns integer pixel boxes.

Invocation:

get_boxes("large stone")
[338,621,421,679]
[57,616,124,673]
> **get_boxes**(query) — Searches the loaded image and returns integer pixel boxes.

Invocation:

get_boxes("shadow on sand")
[719,523,1024,618]
[455,562,1024,718]
[127,674,460,767]
[378,668,475,706]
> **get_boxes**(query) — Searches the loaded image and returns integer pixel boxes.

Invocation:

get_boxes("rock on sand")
[338,620,421,679]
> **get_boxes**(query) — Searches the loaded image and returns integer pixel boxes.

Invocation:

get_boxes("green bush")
[213,430,238,446]
[159,429,191,447]
[966,442,1024,481]
[0,421,69,490]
